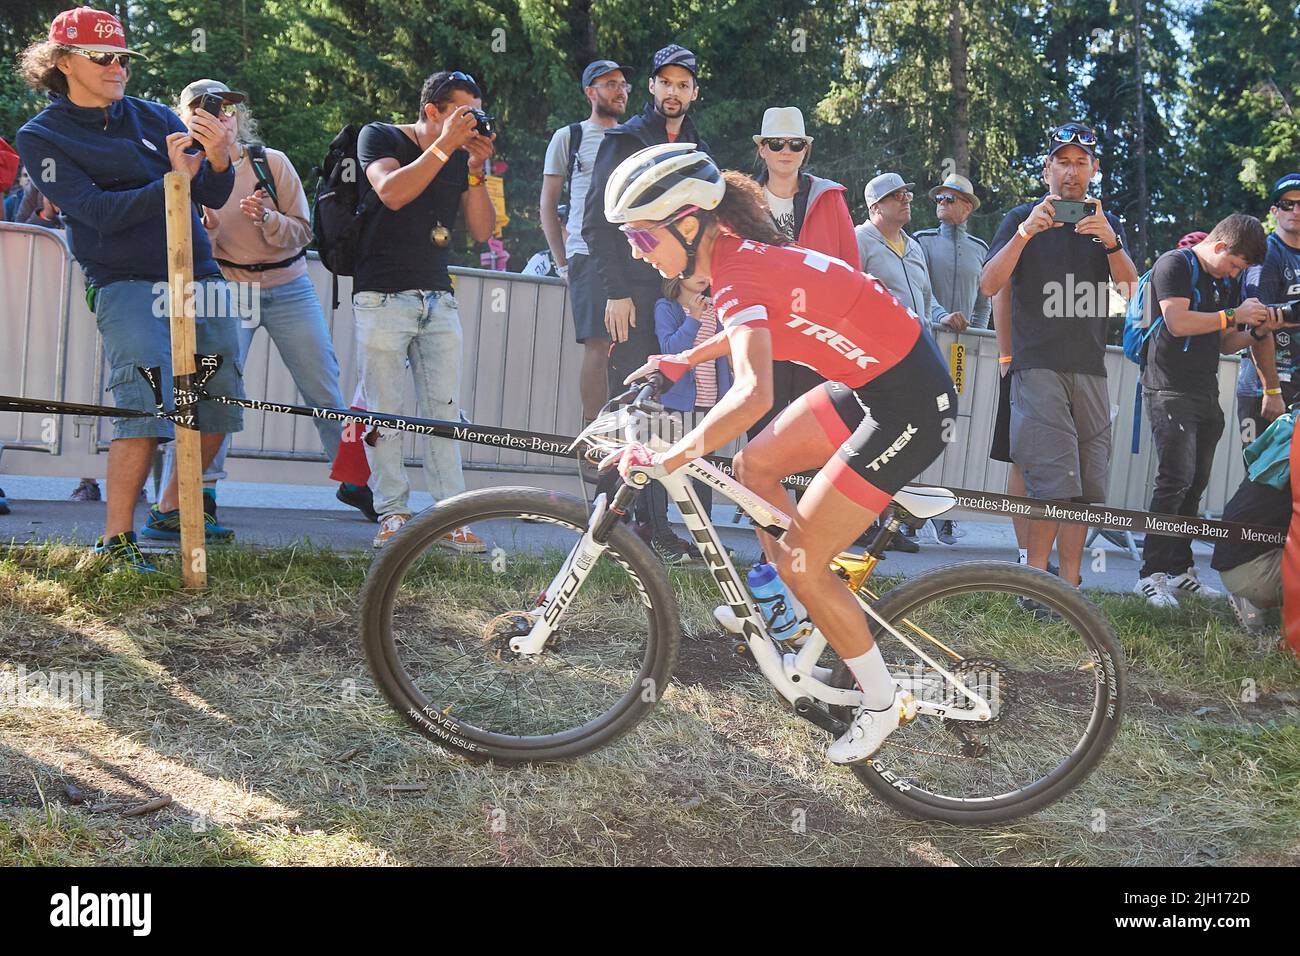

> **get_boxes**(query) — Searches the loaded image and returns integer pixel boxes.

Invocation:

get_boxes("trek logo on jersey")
[1287,283,1300,296]
[785,316,879,369]
[866,424,919,472]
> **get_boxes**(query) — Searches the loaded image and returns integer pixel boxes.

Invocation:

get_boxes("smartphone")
[1053,199,1098,224]
[190,93,226,152]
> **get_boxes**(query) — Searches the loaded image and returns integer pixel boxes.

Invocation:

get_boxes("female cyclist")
[600,142,959,763]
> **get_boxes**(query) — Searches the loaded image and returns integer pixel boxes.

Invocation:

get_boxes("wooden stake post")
[163,171,207,589]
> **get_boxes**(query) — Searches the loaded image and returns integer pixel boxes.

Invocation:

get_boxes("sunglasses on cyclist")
[1276,198,1300,212]
[68,48,132,68]
[430,70,482,101]
[187,98,239,117]
[620,206,701,254]
[1050,123,1098,148]
[761,138,808,153]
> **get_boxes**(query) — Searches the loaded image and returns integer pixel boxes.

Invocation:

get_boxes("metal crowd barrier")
[0,220,1247,510]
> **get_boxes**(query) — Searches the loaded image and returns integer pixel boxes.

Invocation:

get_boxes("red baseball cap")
[49,7,147,58]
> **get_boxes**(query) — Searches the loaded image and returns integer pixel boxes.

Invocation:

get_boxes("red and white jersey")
[710,234,922,389]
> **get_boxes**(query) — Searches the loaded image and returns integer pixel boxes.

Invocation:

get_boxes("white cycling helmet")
[604,142,725,224]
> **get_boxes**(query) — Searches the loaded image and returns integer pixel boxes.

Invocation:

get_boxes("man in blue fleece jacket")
[15,7,245,571]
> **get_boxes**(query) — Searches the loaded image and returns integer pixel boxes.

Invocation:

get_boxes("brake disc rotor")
[943,657,1014,736]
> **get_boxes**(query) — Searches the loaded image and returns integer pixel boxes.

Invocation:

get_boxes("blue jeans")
[163,273,344,483]
[95,278,245,439]
[353,288,465,515]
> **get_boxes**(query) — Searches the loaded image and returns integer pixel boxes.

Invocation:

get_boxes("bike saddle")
[892,485,957,521]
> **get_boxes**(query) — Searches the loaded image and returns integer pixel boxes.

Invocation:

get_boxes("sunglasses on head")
[620,205,701,254]
[761,138,808,153]
[1051,124,1098,148]
[431,70,481,101]
[69,48,132,68]
[1276,198,1300,212]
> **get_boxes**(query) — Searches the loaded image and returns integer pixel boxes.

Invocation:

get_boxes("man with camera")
[353,70,496,550]
[1132,215,1273,607]
[541,60,632,433]
[1236,173,1300,445]
[582,44,711,565]
[979,122,1138,603]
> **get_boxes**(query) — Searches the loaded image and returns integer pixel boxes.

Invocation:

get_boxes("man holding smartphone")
[980,122,1139,604]
[1237,172,1300,444]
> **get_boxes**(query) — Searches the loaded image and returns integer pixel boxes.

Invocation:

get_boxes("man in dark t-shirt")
[980,121,1139,595]
[354,70,496,549]
[1134,215,1272,607]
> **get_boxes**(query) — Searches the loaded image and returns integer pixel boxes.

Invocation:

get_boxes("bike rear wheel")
[359,487,682,762]
[830,561,1125,825]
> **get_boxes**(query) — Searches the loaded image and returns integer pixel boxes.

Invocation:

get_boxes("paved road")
[0,474,1225,595]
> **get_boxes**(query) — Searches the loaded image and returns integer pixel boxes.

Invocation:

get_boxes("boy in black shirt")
[354,70,496,550]
[1134,214,1273,606]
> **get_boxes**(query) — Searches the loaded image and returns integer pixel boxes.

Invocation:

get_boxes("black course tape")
[0,388,1287,547]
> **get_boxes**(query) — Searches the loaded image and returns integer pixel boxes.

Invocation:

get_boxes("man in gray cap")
[582,43,711,565]
[540,59,632,431]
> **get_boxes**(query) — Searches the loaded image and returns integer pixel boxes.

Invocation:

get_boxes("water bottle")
[747,562,803,641]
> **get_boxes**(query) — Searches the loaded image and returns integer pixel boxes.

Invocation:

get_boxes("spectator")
[22,186,61,226]
[15,6,245,572]
[0,137,18,198]
[354,70,496,550]
[654,273,732,519]
[540,60,632,435]
[1212,473,1291,634]
[915,171,991,546]
[855,172,961,551]
[1134,216,1271,606]
[158,79,371,530]
[747,106,858,441]
[1236,173,1300,446]
[979,121,1139,603]
[583,44,710,565]
[6,167,35,221]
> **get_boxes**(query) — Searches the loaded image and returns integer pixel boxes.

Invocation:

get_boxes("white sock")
[844,645,896,710]
[1018,548,1028,565]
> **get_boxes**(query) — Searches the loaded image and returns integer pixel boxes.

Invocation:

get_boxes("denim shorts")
[95,278,245,440]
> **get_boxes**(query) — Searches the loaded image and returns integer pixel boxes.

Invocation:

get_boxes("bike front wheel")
[830,561,1126,825]
[359,487,682,762]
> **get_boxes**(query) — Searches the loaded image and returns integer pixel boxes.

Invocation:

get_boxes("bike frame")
[509,402,993,726]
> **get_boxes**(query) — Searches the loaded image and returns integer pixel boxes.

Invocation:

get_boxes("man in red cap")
[15,7,244,572]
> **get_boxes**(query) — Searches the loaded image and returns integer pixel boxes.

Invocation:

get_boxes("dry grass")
[0,542,1297,866]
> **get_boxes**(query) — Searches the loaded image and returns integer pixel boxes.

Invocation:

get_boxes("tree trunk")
[1132,0,1149,265]
[948,0,971,176]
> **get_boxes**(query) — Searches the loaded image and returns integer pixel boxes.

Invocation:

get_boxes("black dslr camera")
[469,108,497,138]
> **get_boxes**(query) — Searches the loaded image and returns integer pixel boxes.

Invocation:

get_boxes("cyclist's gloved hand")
[623,353,689,386]
[598,442,669,481]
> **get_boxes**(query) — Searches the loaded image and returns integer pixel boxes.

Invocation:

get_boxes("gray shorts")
[1219,550,1283,609]
[1009,368,1111,503]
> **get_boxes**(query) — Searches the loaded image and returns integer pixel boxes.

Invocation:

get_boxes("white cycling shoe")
[827,690,918,765]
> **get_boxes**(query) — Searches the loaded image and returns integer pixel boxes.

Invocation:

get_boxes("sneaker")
[70,479,101,502]
[1228,593,1267,636]
[1169,568,1222,597]
[1134,573,1179,608]
[373,512,411,549]
[888,528,920,553]
[336,482,379,522]
[92,531,158,574]
[140,505,235,542]
[827,690,917,764]
[1017,595,1064,622]
[650,533,698,566]
[440,526,487,553]
[202,486,217,520]
[0,487,9,515]
[935,519,958,546]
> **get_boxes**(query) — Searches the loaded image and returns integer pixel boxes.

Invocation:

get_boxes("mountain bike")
[360,377,1126,825]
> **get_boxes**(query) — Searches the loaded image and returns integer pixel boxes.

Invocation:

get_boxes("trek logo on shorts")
[866,424,918,472]
[785,316,879,370]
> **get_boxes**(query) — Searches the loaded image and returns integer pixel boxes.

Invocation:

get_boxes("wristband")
[1265,387,1283,396]
[1017,222,1031,241]
[1219,310,1228,330]
[998,355,1012,365]
[1102,240,1123,254]
[428,144,449,163]
[467,172,486,187]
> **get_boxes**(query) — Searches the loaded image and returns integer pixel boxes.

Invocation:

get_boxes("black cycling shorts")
[806,335,957,512]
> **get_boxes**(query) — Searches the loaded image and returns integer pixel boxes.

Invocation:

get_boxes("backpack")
[246,143,279,210]
[1123,247,1201,367]
[310,124,376,306]
[555,122,583,223]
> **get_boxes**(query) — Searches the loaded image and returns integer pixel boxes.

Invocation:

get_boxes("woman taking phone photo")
[601,143,957,764]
